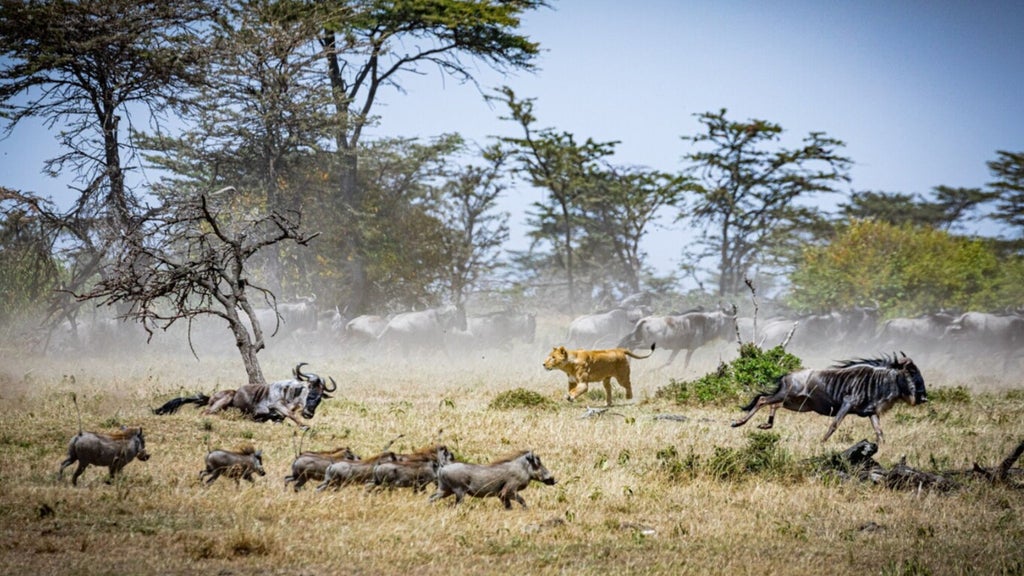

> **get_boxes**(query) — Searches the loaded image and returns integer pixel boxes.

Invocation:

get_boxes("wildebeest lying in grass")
[58,426,151,486]
[429,450,556,509]
[284,446,360,491]
[153,362,336,428]
[200,446,266,486]
[731,352,928,443]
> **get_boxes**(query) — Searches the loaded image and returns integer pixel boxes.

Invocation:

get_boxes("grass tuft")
[489,388,556,410]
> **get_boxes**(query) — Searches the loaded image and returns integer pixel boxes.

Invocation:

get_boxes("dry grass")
[1,340,1023,576]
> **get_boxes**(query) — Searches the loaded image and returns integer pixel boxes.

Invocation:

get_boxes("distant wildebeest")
[58,426,151,486]
[250,294,319,341]
[944,311,1024,358]
[429,450,557,509]
[731,353,928,443]
[368,444,456,493]
[376,305,467,356]
[344,314,391,344]
[200,446,266,486]
[566,306,650,349]
[153,362,336,428]
[619,307,736,369]
[284,446,360,492]
[543,343,656,406]
[878,312,955,351]
[448,310,536,351]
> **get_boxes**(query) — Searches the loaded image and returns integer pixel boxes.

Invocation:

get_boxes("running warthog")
[369,445,455,493]
[200,446,266,486]
[284,446,360,491]
[429,450,556,509]
[58,426,151,486]
[316,451,399,491]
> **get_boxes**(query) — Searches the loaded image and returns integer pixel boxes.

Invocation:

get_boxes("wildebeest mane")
[830,354,902,370]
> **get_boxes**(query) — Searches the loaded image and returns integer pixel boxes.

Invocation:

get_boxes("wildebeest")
[344,314,391,344]
[284,446,360,491]
[878,312,955,350]
[567,306,650,349]
[543,343,656,406]
[944,311,1024,353]
[731,353,928,443]
[153,362,336,428]
[368,445,456,492]
[200,446,266,486]
[376,305,467,356]
[58,426,151,486]
[619,307,736,369]
[250,295,319,341]
[448,310,536,350]
[429,450,557,509]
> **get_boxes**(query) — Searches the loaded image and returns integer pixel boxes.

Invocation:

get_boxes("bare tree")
[80,187,318,386]
[0,0,211,322]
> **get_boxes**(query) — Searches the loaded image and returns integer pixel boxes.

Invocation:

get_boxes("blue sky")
[2,1,1022,276]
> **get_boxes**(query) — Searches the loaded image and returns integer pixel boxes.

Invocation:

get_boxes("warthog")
[284,447,360,491]
[200,446,266,486]
[369,445,455,493]
[58,426,151,486]
[429,450,556,509]
[317,451,398,491]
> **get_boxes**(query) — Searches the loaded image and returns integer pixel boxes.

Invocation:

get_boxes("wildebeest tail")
[153,393,210,415]
[739,377,784,411]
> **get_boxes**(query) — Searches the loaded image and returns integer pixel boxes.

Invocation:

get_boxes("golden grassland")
[1,339,1023,576]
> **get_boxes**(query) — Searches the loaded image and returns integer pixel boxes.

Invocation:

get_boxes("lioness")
[543,343,656,406]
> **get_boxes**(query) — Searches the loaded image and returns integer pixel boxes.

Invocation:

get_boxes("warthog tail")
[153,393,210,415]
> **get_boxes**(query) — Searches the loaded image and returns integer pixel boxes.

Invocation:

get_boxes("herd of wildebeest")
[51,297,1024,509]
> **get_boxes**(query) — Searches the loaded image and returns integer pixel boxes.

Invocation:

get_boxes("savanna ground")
[1,318,1023,575]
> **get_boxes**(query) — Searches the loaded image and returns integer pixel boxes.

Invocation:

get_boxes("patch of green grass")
[929,385,971,404]
[489,388,556,410]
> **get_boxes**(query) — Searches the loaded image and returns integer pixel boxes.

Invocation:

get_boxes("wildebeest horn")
[324,376,337,393]
[294,362,310,381]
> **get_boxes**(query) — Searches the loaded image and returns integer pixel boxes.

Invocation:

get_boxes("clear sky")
[2,1,1022,276]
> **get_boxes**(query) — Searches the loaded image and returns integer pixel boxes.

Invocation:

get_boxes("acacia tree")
[314,0,545,313]
[493,86,617,313]
[839,187,993,231]
[80,187,317,385]
[433,143,511,305]
[987,150,1024,241]
[680,109,852,296]
[577,166,685,295]
[139,0,337,296]
[0,0,211,328]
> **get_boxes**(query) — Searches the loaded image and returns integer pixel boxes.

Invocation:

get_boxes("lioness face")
[543,347,569,371]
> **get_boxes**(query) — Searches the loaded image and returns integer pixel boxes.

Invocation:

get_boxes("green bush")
[656,343,802,406]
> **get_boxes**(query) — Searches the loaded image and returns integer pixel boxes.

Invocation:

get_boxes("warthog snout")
[137,449,152,462]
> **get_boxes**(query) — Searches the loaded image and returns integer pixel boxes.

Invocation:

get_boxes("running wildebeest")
[153,362,336,428]
[429,450,557,509]
[731,353,927,443]
[377,305,467,356]
[58,426,151,486]
[200,446,266,486]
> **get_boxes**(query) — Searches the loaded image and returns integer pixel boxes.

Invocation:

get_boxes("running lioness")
[543,343,656,406]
